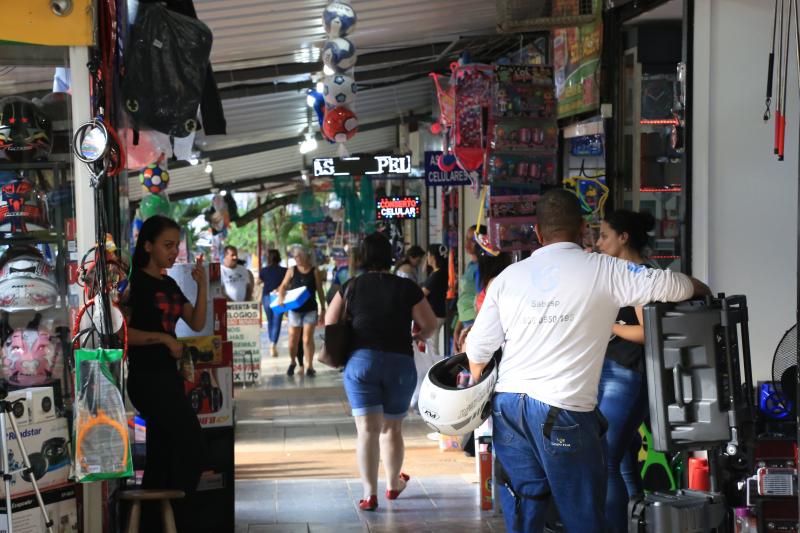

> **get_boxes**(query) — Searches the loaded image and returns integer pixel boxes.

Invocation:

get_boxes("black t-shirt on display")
[606,304,644,372]
[128,269,188,373]
[340,273,424,357]
[422,269,447,318]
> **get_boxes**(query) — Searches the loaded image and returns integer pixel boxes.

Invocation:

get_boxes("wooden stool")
[119,489,185,533]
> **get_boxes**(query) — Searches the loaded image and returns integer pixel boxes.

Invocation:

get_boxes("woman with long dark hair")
[595,209,656,533]
[259,249,287,357]
[421,244,447,354]
[394,245,425,283]
[125,215,208,532]
[325,232,437,511]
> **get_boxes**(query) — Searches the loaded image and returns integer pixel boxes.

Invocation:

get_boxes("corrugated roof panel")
[199,77,431,151]
[195,0,497,68]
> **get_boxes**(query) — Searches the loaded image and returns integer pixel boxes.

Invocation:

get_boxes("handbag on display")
[318,278,356,369]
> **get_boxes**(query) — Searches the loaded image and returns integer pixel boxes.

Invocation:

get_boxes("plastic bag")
[122,3,213,137]
[73,348,132,482]
[410,340,440,411]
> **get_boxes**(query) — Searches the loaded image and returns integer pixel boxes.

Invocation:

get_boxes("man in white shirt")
[221,245,254,302]
[466,189,709,533]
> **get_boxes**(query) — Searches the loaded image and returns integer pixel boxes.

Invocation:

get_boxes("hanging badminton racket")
[777,0,786,155]
[766,0,779,121]
[780,0,792,160]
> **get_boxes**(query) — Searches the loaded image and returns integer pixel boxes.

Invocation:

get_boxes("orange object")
[688,457,710,491]
[446,248,457,300]
[479,449,493,510]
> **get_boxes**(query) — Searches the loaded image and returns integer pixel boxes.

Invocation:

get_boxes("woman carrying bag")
[325,232,437,511]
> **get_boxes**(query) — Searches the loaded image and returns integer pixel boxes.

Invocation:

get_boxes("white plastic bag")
[410,340,440,411]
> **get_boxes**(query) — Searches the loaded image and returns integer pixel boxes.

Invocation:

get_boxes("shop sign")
[313,154,412,177]
[376,196,421,220]
[553,17,602,119]
[424,151,475,186]
[227,302,261,384]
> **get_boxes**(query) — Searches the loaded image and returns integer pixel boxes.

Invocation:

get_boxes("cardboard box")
[0,483,78,533]
[0,417,70,497]
[184,342,233,429]
[179,336,224,365]
[25,387,56,424]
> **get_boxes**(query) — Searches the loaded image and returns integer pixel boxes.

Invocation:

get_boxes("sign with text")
[424,151,476,187]
[227,302,261,384]
[376,196,421,220]
[313,154,412,177]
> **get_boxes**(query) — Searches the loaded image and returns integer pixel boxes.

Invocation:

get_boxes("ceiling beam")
[236,194,296,226]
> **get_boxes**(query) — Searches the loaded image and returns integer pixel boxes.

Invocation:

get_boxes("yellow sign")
[1,1,93,46]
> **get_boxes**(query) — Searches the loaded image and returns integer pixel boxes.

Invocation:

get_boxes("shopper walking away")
[595,209,657,533]
[326,232,437,511]
[260,249,288,358]
[465,189,710,533]
[453,225,484,352]
[394,245,425,283]
[421,244,447,355]
[125,215,208,533]
[277,248,326,377]
[221,245,254,301]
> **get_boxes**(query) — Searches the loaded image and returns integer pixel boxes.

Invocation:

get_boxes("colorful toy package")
[453,64,494,171]
[489,195,539,219]
[488,153,557,189]
[494,65,556,119]
[493,120,558,152]
[490,218,539,252]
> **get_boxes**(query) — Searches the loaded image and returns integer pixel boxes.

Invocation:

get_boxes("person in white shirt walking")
[221,245,254,302]
[465,189,710,533]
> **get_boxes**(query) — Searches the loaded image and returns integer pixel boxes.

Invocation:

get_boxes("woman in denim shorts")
[325,233,437,512]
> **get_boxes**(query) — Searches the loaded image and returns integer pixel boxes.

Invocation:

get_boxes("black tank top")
[290,267,318,313]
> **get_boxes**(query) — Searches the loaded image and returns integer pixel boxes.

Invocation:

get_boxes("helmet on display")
[323,74,357,107]
[322,38,357,73]
[0,246,59,312]
[139,164,170,194]
[417,353,498,435]
[0,177,50,233]
[2,328,57,387]
[0,97,53,162]
[322,106,358,143]
[322,1,357,37]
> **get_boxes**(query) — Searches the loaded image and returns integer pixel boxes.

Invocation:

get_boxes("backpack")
[122,3,213,137]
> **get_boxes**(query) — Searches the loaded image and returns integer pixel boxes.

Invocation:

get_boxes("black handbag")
[319,278,355,368]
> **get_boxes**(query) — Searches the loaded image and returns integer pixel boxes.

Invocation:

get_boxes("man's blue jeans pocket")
[542,423,581,455]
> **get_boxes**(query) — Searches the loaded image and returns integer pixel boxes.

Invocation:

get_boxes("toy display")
[494,65,556,119]
[488,153,556,189]
[322,37,357,73]
[570,134,604,156]
[489,195,539,218]
[490,219,538,252]
[322,1,357,37]
[323,73,357,107]
[493,121,558,152]
[322,106,358,142]
[453,64,494,172]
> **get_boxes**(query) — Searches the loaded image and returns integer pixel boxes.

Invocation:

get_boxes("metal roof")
[195,0,497,69]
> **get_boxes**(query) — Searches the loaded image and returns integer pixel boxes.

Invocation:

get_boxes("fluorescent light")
[323,65,335,76]
[316,81,325,93]
[298,133,318,154]
[204,162,213,174]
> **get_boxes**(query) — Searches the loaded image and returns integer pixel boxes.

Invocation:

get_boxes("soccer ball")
[139,164,170,194]
[322,2,357,37]
[322,38,357,73]
[322,106,358,143]
[323,74,357,107]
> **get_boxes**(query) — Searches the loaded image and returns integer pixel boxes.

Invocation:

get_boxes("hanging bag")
[318,278,356,368]
[122,3,213,137]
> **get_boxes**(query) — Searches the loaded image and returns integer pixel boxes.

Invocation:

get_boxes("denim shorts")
[343,349,416,419]
[288,309,317,327]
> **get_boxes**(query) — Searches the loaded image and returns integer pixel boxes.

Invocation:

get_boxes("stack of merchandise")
[487,65,558,253]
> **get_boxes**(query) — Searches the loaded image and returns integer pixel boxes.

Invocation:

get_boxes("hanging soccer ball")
[322,1,357,37]
[322,38,357,73]
[322,106,358,143]
[139,164,170,194]
[323,74,357,107]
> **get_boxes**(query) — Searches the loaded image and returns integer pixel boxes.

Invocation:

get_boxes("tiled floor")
[234,330,506,532]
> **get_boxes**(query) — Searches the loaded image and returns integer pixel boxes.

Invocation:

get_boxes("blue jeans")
[493,393,607,533]
[343,349,416,419]
[263,297,282,344]
[597,358,649,533]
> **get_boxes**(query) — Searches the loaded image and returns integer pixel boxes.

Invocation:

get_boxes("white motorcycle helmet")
[418,353,499,435]
[0,246,58,312]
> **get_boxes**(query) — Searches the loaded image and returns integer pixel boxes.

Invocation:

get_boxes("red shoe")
[385,473,410,500]
[358,495,378,511]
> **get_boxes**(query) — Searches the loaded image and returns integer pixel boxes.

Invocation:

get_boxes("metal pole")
[793,0,800,522]
[257,196,263,325]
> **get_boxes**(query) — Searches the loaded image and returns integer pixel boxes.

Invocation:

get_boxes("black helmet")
[0,97,52,162]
